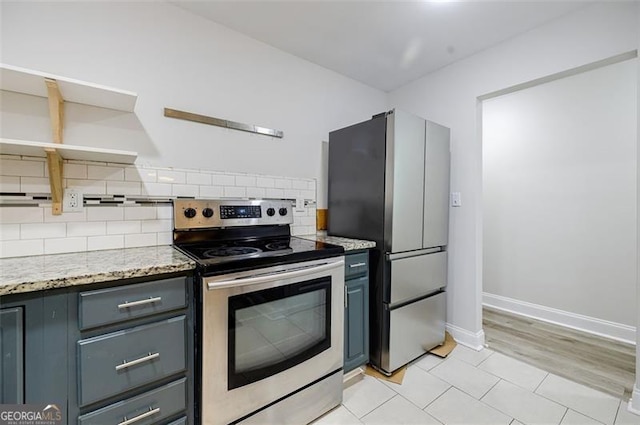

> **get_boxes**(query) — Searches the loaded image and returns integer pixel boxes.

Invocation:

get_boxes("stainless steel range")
[173,199,345,425]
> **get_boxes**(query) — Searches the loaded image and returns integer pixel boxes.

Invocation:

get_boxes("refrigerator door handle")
[386,247,443,261]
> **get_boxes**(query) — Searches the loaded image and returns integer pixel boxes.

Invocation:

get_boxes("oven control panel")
[173,199,293,230]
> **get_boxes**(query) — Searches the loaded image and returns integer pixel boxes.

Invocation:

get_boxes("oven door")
[201,257,345,425]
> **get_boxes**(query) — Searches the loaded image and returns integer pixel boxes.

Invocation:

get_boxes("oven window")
[228,276,331,389]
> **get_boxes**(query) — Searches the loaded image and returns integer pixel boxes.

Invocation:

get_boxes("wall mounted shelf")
[0,64,137,112]
[0,138,138,164]
[0,64,139,214]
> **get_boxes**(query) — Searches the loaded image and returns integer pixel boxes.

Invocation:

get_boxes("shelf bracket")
[44,78,64,143]
[45,148,64,215]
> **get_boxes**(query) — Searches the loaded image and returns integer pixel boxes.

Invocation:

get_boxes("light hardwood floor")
[483,307,636,400]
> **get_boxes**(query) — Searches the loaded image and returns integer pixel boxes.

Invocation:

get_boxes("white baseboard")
[483,292,636,345]
[629,385,640,416]
[446,323,486,351]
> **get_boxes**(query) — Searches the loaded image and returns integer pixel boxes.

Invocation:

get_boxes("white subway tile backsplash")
[124,206,157,221]
[44,237,87,255]
[21,177,51,193]
[141,219,172,233]
[292,180,309,190]
[44,210,87,223]
[200,186,223,198]
[107,220,141,235]
[0,176,20,192]
[142,182,172,197]
[1,159,44,177]
[0,207,44,224]
[172,184,199,197]
[21,223,66,239]
[236,176,257,187]
[67,179,107,195]
[265,188,285,199]
[274,179,292,189]
[156,206,173,220]
[0,239,44,257]
[187,173,212,185]
[67,221,106,237]
[224,186,246,198]
[300,190,315,200]
[157,231,172,245]
[125,167,157,182]
[1,154,319,257]
[88,235,124,251]
[257,177,275,188]
[87,206,124,222]
[157,170,186,184]
[125,233,157,248]
[63,163,88,179]
[0,224,20,240]
[88,165,124,181]
[246,187,266,198]
[107,181,141,195]
[211,174,235,186]
[283,189,300,199]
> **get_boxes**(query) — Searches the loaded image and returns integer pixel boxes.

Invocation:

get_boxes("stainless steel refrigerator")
[328,109,450,375]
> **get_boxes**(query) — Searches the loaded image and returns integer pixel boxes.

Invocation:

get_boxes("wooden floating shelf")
[0,138,138,164]
[1,63,139,214]
[0,63,137,112]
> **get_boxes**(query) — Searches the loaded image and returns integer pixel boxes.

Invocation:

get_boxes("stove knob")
[266,207,276,216]
[278,207,288,216]
[184,208,197,218]
[202,207,214,218]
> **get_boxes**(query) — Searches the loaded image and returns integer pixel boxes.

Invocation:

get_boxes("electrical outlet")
[295,198,305,212]
[63,189,83,212]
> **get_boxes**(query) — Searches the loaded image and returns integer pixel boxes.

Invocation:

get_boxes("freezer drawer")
[388,251,447,304]
[384,291,445,373]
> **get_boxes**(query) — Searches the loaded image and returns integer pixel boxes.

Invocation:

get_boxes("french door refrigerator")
[328,109,450,375]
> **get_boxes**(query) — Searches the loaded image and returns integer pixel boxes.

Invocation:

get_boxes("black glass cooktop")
[175,236,344,275]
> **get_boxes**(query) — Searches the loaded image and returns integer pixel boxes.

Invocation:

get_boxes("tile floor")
[312,345,639,425]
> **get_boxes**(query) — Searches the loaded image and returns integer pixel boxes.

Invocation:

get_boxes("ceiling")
[171,1,593,92]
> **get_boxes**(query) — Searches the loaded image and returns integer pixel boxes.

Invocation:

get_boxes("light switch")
[451,192,461,207]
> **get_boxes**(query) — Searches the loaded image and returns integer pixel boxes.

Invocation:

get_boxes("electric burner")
[202,247,262,258]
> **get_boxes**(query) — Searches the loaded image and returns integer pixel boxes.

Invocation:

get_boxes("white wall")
[483,59,637,328]
[389,2,639,346]
[0,1,388,209]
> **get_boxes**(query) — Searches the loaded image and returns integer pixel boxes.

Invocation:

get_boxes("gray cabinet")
[0,307,23,403]
[344,251,370,373]
[0,272,192,425]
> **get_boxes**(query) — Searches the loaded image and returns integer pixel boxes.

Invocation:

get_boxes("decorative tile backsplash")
[0,154,317,258]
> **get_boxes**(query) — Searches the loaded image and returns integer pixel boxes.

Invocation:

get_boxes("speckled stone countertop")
[0,245,196,296]
[298,231,376,251]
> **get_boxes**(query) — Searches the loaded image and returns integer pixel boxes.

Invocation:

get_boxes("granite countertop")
[298,231,376,251]
[0,245,196,296]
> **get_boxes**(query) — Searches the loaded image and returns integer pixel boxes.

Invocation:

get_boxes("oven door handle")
[206,261,342,290]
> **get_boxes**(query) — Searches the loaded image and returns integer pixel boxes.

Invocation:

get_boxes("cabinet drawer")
[79,277,187,330]
[168,417,187,425]
[345,252,368,278]
[78,316,186,406]
[78,377,186,425]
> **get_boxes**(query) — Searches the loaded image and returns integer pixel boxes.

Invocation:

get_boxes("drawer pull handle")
[117,297,162,309]
[115,352,160,371]
[349,262,366,268]
[118,407,160,425]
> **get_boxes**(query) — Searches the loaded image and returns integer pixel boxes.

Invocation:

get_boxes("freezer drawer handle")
[349,262,366,268]
[115,352,160,371]
[118,407,160,425]
[117,297,162,309]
